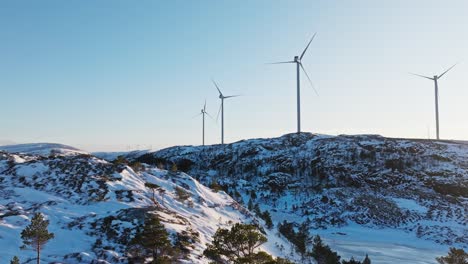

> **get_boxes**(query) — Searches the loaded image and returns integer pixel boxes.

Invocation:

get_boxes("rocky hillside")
[128,133,468,263]
[1,134,467,264]
[0,144,292,263]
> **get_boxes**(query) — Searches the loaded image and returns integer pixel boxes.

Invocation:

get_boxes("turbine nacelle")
[294,56,300,63]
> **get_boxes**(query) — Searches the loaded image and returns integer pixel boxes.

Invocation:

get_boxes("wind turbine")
[410,63,457,140]
[270,33,319,134]
[212,80,239,145]
[194,100,213,146]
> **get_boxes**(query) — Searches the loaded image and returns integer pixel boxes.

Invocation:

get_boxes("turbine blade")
[205,111,215,121]
[300,32,317,60]
[409,72,433,80]
[216,103,222,123]
[204,99,206,112]
[300,63,319,96]
[267,61,295,64]
[438,63,458,79]
[192,113,202,119]
[212,79,223,96]
[224,95,241,99]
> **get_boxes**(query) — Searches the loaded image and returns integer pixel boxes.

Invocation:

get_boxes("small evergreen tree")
[129,214,172,263]
[175,186,191,202]
[362,254,371,264]
[20,212,55,264]
[262,210,273,229]
[144,182,161,204]
[209,180,223,192]
[10,256,20,264]
[310,235,341,264]
[436,247,467,264]
[248,199,254,210]
[342,257,362,264]
[171,163,178,173]
[253,203,261,215]
[113,155,128,165]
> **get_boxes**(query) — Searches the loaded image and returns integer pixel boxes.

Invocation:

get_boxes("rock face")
[133,133,468,248]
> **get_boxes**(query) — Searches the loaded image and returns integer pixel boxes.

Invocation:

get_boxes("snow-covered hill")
[1,134,466,263]
[0,148,293,263]
[128,133,468,263]
[0,143,87,156]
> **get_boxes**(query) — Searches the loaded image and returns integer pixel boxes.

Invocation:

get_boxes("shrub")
[175,186,191,202]
[436,247,467,264]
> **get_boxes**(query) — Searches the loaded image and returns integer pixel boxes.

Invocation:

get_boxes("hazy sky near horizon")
[1,1,468,152]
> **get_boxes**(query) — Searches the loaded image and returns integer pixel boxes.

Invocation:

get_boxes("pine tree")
[10,256,20,264]
[362,254,371,264]
[204,223,268,263]
[254,203,261,215]
[144,182,161,205]
[130,214,172,262]
[248,199,254,210]
[342,257,362,264]
[310,235,341,264]
[262,210,273,229]
[436,247,467,264]
[20,212,55,264]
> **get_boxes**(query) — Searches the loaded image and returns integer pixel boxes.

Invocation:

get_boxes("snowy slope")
[0,149,294,263]
[129,133,468,263]
[0,143,87,156]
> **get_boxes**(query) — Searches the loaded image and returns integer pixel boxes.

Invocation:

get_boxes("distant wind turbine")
[270,33,319,134]
[194,100,213,146]
[410,63,457,140]
[212,80,240,145]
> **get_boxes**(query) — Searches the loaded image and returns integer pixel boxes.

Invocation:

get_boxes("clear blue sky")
[1,0,467,151]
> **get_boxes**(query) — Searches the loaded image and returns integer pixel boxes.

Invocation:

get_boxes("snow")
[393,198,428,214]
[0,151,293,263]
[0,143,87,156]
[1,134,467,263]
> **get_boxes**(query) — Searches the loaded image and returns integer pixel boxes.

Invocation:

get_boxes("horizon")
[1,1,468,151]
[2,131,468,153]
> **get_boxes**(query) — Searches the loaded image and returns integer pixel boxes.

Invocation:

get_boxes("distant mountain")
[0,140,16,146]
[128,133,467,263]
[0,143,87,156]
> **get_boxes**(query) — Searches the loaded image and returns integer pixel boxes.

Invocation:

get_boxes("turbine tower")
[270,33,319,134]
[410,63,457,140]
[212,80,239,145]
[195,100,213,146]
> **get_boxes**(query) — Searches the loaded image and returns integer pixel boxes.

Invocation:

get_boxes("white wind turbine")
[212,80,240,145]
[410,63,457,140]
[270,33,319,134]
[194,100,213,146]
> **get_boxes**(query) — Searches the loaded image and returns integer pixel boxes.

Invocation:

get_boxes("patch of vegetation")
[204,223,288,263]
[127,213,175,263]
[436,247,467,264]
[175,186,191,202]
